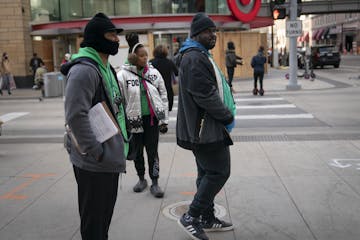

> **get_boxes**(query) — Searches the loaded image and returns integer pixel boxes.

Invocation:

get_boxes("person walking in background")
[61,53,71,65]
[225,41,243,93]
[1,52,13,95]
[29,53,44,87]
[117,33,168,198]
[176,13,236,240]
[150,44,178,111]
[61,13,128,240]
[251,46,267,96]
[34,61,47,100]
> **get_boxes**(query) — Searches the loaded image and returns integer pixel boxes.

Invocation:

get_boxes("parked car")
[311,45,340,68]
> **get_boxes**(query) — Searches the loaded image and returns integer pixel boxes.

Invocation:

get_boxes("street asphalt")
[0,56,360,240]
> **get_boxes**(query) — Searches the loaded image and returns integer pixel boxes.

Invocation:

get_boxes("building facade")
[310,13,360,54]
[0,0,272,88]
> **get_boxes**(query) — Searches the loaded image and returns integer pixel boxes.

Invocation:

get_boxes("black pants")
[168,92,174,112]
[188,146,231,219]
[253,71,264,89]
[132,115,160,180]
[73,165,119,240]
[227,67,235,87]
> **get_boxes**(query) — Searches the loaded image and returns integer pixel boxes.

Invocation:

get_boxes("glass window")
[205,0,229,14]
[152,0,172,14]
[83,0,114,18]
[30,0,233,21]
[115,0,144,16]
[114,0,130,16]
[31,0,60,22]
[60,0,83,21]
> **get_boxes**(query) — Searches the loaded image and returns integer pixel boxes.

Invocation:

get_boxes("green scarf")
[209,56,236,117]
[72,47,129,157]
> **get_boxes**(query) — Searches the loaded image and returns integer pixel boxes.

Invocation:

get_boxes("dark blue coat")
[251,52,267,72]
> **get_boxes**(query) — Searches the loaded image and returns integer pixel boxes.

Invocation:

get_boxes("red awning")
[297,32,304,42]
[303,32,309,42]
[316,28,325,40]
[312,29,319,40]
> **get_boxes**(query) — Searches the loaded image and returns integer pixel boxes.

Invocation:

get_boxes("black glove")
[159,124,168,134]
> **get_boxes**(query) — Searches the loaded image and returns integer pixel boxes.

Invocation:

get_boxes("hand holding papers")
[89,102,120,143]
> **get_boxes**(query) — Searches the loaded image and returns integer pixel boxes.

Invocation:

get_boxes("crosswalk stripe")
[237,104,296,109]
[171,104,296,112]
[235,113,314,120]
[168,113,313,122]
[173,97,284,104]
[235,97,284,102]
[0,112,29,123]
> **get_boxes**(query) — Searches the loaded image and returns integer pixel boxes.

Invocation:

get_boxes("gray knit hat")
[190,13,216,37]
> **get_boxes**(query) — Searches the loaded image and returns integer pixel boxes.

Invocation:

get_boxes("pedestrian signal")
[272,8,286,20]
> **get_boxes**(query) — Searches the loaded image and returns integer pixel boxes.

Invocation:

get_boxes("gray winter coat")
[63,60,126,173]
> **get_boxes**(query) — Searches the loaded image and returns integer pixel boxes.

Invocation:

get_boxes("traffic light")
[272,8,286,20]
[270,0,287,20]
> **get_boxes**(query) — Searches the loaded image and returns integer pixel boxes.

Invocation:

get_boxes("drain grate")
[162,201,227,221]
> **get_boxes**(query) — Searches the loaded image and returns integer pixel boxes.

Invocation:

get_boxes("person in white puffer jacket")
[117,33,168,198]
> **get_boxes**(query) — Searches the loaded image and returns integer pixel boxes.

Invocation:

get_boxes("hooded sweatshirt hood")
[179,38,209,55]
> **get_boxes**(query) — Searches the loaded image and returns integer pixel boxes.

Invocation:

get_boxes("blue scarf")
[179,38,209,55]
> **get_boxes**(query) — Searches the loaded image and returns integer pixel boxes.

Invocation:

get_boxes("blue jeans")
[1,73,11,93]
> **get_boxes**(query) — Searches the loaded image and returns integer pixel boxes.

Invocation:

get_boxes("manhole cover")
[162,201,227,221]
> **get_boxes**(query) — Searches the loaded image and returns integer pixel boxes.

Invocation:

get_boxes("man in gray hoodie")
[62,13,128,240]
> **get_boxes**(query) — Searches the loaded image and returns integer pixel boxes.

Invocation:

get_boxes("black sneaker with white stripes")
[201,217,234,232]
[177,213,209,240]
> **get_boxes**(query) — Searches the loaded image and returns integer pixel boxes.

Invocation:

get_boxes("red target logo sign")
[227,0,261,23]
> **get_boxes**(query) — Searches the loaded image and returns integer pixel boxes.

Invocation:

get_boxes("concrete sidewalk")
[1,139,360,240]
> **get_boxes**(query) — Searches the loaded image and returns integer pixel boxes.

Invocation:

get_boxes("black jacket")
[225,49,242,68]
[149,57,178,97]
[176,48,234,150]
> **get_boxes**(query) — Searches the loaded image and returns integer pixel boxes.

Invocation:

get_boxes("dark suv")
[311,45,340,68]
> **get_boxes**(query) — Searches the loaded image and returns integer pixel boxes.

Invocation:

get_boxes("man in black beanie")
[62,13,128,240]
[176,12,235,240]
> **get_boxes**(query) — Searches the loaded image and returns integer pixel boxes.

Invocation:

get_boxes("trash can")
[44,72,64,97]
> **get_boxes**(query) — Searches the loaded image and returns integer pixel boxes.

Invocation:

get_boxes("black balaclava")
[80,13,123,55]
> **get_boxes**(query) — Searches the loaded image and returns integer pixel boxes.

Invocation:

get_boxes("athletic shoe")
[133,179,147,192]
[253,88,258,95]
[259,88,264,96]
[201,217,234,232]
[150,184,164,198]
[177,213,209,240]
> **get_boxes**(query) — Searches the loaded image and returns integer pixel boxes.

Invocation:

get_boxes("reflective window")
[30,0,231,22]
[31,0,60,21]
[83,0,114,17]
[60,0,83,21]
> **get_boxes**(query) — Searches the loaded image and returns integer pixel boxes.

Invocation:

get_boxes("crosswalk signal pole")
[286,0,301,90]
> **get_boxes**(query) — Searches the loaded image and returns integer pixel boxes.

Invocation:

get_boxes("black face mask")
[94,38,119,55]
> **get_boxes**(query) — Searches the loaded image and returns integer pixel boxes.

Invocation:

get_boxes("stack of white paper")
[89,102,120,143]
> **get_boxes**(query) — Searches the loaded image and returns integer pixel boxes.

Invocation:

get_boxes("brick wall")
[0,0,33,87]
